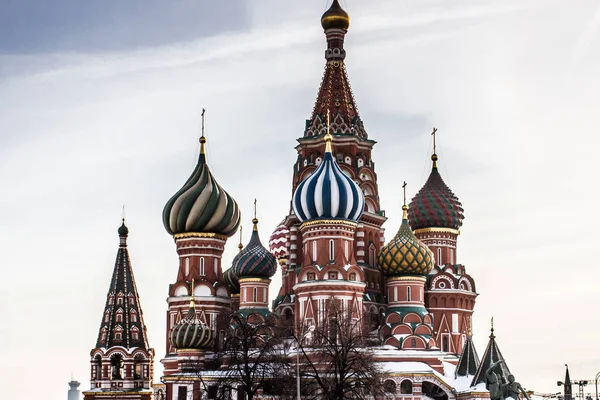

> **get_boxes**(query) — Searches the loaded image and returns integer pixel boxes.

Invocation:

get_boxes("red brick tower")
[83,220,154,400]
[161,112,241,375]
[272,0,387,326]
[408,134,477,354]
[378,186,437,351]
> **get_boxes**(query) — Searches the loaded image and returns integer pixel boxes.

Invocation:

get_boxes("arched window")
[442,335,449,352]
[411,338,416,348]
[329,240,335,261]
[200,257,205,276]
[93,355,102,380]
[384,380,396,394]
[368,244,376,266]
[400,379,413,394]
[253,287,258,302]
[312,241,317,262]
[407,286,411,302]
[185,258,190,276]
[450,248,454,264]
[437,248,442,265]
[357,158,364,168]
[344,240,349,260]
[349,273,356,281]
[133,355,144,379]
[110,354,124,380]
[214,258,218,275]
[130,309,137,322]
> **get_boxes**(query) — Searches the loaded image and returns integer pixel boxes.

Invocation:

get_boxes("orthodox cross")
[201,108,206,138]
[121,204,126,221]
[190,279,195,307]
[325,109,333,153]
[238,225,243,252]
[490,317,495,339]
[253,198,257,219]
[431,127,438,154]
[402,181,407,206]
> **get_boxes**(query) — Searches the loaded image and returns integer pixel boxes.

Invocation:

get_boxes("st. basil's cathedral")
[82,1,521,399]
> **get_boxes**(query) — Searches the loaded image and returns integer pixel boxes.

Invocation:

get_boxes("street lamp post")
[296,325,315,400]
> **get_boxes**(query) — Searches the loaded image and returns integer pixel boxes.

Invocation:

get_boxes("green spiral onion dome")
[408,154,464,231]
[378,206,435,277]
[232,219,277,279]
[169,302,212,350]
[223,267,240,295]
[321,0,350,31]
[163,136,241,237]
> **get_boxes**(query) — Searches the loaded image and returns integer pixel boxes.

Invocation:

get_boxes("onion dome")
[321,0,350,31]
[292,133,364,222]
[269,221,289,260]
[169,300,212,350]
[408,154,464,231]
[223,267,240,295]
[378,205,435,277]
[118,218,129,236]
[163,123,241,237]
[233,218,277,279]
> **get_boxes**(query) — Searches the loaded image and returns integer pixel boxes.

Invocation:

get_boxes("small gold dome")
[321,0,350,31]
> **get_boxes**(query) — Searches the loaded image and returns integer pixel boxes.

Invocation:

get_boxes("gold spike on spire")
[431,127,438,168]
[490,317,495,339]
[402,181,408,219]
[200,108,207,155]
[238,225,243,252]
[252,199,258,230]
[324,109,333,153]
[190,279,195,307]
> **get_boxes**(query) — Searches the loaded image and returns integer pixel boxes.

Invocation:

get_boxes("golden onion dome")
[378,206,435,277]
[321,0,350,31]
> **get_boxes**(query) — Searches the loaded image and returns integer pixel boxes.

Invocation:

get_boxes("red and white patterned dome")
[268,222,289,260]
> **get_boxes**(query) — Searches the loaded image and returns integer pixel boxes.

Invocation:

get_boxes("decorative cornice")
[174,232,228,241]
[388,276,427,283]
[238,277,271,284]
[414,227,460,235]
[300,219,358,229]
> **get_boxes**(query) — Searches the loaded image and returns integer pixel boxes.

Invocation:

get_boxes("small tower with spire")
[471,319,512,386]
[161,109,241,375]
[232,200,278,319]
[274,0,387,326]
[378,183,438,352]
[409,128,476,354]
[290,124,367,330]
[83,219,154,400]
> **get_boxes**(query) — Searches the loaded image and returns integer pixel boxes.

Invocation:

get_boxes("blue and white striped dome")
[292,140,364,222]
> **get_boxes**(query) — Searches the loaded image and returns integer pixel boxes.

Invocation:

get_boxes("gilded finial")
[190,279,195,307]
[324,109,333,153]
[252,199,258,230]
[238,225,243,252]
[122,204,126,221]
[431,127,438,168]
[490,317,495,339]
[402,181,408,219]
[200,108,207,155]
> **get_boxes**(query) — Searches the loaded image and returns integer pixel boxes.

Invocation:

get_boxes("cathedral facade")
[83,1,518,399]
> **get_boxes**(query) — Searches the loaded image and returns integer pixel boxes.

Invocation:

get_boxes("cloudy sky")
[1,0,599,398]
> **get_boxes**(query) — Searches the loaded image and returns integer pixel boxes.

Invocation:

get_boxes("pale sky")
[1,1,599,399]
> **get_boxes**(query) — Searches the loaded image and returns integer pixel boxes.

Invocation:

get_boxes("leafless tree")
[214,310,295,400]
[295,299,387,400]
